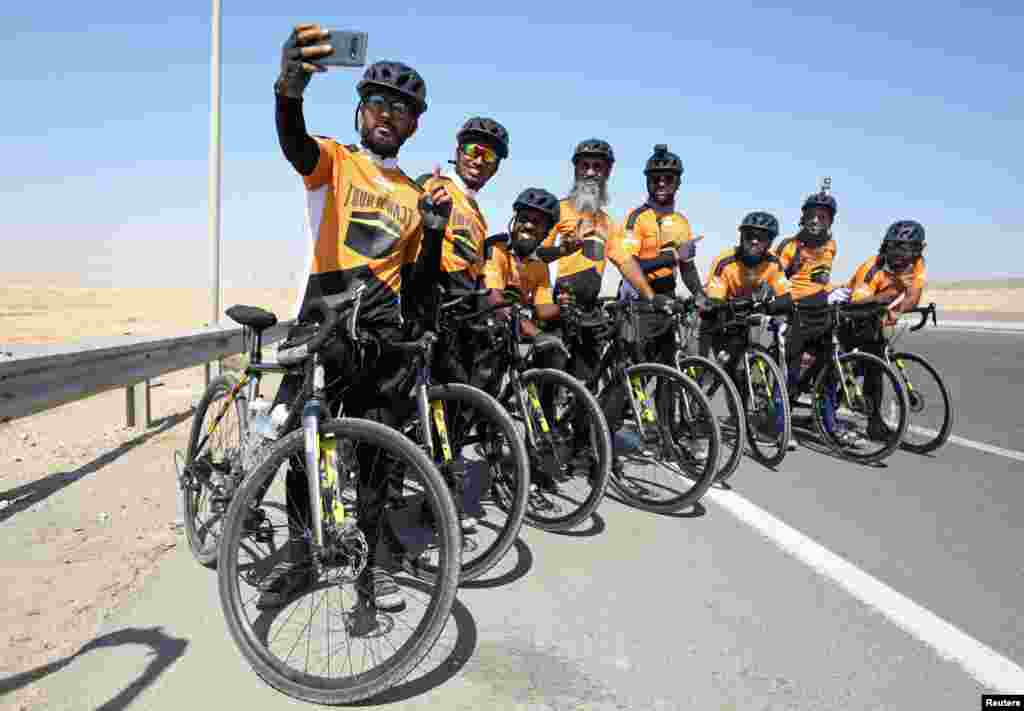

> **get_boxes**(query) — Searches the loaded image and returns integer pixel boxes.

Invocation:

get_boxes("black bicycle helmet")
[356,61,428,114]
[456,117,509,159]
[572,138,615,165]
[644,144,683,175]
[739,211,780,238]
[882,220,926,250]
[513,187,560,226]
[801,190,838,217]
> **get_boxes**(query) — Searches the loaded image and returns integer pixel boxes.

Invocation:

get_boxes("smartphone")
[320,30,368,67]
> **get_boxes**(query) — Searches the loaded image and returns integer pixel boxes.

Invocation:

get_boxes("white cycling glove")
[827,287,852,305]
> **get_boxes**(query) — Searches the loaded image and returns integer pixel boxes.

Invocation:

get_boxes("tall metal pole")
[208,0,222,329]
[206,0,223,385]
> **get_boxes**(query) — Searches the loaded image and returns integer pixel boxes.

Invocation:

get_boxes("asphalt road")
[10,326,1024,710]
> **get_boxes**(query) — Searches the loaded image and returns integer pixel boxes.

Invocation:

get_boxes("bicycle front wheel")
[515,368,613,532]
[217,417,460,706]
[891,351,953,454]
[676,354,746,483]
[401,383,530,584]
[607,363,720,514]
[811,351,909,464]
[738,345,792,469]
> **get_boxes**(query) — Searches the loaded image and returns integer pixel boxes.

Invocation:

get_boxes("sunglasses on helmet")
[460,142,499,165]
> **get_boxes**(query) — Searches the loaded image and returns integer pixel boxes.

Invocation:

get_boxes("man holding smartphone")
[266,23,452,611]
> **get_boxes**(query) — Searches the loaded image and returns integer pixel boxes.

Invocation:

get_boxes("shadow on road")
[351,592,478,706]
[550,509,606,538]
[0,409,193,524]
[461,536,534,589]
[0,625,189,710]
[791,421,890,469]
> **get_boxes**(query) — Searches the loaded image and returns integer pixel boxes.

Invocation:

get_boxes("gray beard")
[568,178,608,215]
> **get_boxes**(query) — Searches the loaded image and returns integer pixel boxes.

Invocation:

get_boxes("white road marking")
[907,425,1024,463]
[705,487,1024,692]
[935,321,1024,335]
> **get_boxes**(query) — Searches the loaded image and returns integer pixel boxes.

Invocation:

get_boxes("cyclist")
[843,220,928,439]
[703,211,794,443]
[772,182,844,417]
[848,220,927,315]
[481,188,575,490]
[535,138,660,374]
[535,139,666,474]
[482,188,562,339]
[265,24,453,611]
[618,144,710,365]
[416,118,509,535]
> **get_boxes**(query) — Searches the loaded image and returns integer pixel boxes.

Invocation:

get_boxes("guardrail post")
[126,379,152,429]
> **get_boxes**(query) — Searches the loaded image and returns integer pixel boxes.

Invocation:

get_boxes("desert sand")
[1,276,1021,345]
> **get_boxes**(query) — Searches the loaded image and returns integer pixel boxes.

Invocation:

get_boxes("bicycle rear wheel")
[891,351,953,454]
[514,368,612,532]
[606,363,720,514]
[811,351,909,464]
[217,417,460,705]
[676,354,745,483]
[181,373,247,567]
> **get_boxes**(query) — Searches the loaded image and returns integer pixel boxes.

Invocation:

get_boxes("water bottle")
[269,404,290,433]
[249,398,277,440]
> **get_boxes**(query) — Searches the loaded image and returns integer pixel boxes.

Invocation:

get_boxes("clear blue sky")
[2,2,1022,290]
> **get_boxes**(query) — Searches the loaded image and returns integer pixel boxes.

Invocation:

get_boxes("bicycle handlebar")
[906,302,937,332]
[302,283,367,355]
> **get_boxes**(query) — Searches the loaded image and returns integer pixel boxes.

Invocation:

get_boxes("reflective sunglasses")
[461,142,499,165]
[362,93,413,118]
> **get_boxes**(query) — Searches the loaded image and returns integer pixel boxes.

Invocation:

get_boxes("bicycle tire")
[182,373,247,568]
[517,367,613,532]
[740,345,792,468]
[401,383,530,584]
[811,351,909,464]
[606,362,720,514]
[676,354,746,483]
[891,351,953,454]
[217,417,460,705]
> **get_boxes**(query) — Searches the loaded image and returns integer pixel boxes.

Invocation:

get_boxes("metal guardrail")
[0,321,292,426]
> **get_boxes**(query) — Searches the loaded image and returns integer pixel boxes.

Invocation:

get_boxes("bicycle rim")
[402,383,530,584]
[741,347,792,469]
[676,355,746,482]
[217,417,460,705]
[891,352,953,454]
[608,363,720,514]
[183,373,245,567]
[518,368,612,532]
[812,352,909,463]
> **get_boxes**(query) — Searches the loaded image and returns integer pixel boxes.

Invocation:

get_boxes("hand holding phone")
[319,30,368,67]
[275,25,368,98]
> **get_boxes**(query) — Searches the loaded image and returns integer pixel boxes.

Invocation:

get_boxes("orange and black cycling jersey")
[297,137,425,326]
[619,204,694,294]
[705,247,791,300]
[483,242,554,307]
[418,172,488,291]
[773,235,837,300]
[541,199,626,304]
[848,255,927,302]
